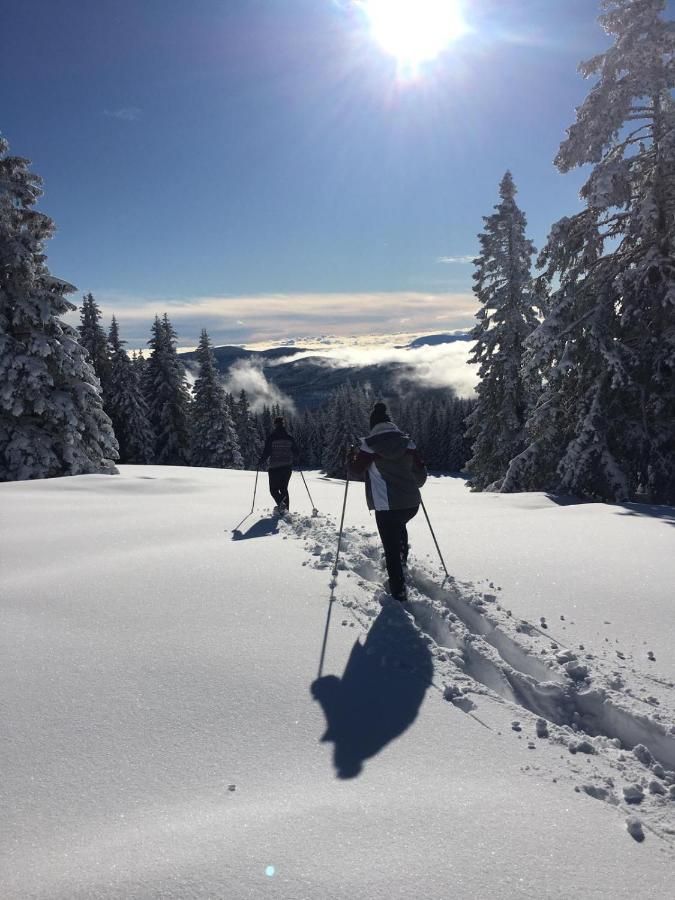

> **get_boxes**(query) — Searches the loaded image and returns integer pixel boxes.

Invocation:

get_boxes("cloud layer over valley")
[267,338,478,398]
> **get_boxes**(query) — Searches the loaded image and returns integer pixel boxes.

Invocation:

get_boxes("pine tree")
[258,406,273,446]
[144,314,191,465]
[451,398,475,472]
[323,383,369,477]
[0,137,118,481]
[465,172,540,490]
[297,408,323,468]
[131,349,146,379]
[106,316,155,463]
[408,399,426,460]
[503,0,675,502]
[234,389,262,468]
[190,329,243,469]
[78,292,111,399]
[435,401,453,471]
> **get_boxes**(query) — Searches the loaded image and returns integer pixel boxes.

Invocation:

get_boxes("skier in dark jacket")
[259,417,298,514]
[349,402,427,602]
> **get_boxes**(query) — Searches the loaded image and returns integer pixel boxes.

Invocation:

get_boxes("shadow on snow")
[546,494,675,526]
[231,516,280,540]
[311,602,433,779]
[616,501,675,527]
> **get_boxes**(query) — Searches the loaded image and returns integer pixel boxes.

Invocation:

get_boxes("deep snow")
[1,466,674,899]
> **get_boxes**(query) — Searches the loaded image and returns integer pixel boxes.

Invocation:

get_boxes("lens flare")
[361,0,468,70]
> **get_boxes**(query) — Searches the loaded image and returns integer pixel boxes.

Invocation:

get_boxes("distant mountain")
[404,332,471,348]
[205,344,306,368]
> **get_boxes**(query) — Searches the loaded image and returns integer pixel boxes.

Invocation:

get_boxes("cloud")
[223,358,296,414]
[73,290,479,349]
[437,255,475,264]
[268,338,478,399]
[103,107,142,121]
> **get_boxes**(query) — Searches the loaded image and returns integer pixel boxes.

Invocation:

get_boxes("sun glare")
[361,0,468,71]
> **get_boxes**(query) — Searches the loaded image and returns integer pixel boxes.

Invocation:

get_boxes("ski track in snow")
[276,508,675,845]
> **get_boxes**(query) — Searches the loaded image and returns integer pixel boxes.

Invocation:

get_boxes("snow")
[1,467,674,898]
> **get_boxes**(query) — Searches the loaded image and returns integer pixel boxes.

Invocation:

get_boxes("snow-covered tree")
[190,329,243,469]
[397,397,424,456]
[465,172,540,490]
[78,292,111,399]
[323,383,369,477]
[144,314,191,465]
[0,137,118,481]
[295,407,324,468]
[234,389,262,468]
[131,349,146,379]
[502,0,675,502]
[258,405,273,447]
[106,316,155,463]
[447,398,474,472]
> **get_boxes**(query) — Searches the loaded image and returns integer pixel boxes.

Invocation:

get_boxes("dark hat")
[369,402,390,429]
[273,416,285,428]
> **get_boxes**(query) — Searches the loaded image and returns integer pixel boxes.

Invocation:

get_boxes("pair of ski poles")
[318,446,451,679]
[234,464,318,532]
[236,447,451,586]
[331,446,451,585]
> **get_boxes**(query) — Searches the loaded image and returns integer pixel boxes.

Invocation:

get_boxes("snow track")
[406,571,675,771]
[282,509,675,839]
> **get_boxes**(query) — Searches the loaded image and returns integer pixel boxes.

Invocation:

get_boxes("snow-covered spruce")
[106,316,155,463]
[502,0,675,503]
[398,395,473,473]
[322,382,371,477]
[465,171,541,491]
[233,389,262,469]
[293,406,324,469]
[0,137,118,481]
[78,292,111,402]
[144,314,191,465]
[190,329,243,469]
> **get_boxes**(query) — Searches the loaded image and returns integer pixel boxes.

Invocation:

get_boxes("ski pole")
[317,449,353,679]
[331,447,353,582]
[298,468,319,517]
[316,589,335,679]
[250,466,259,512]
[420,498,451,586]
[232,466,259,533]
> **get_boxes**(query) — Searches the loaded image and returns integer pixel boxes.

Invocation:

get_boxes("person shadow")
[231,517,279,540]
[311,601,433,779]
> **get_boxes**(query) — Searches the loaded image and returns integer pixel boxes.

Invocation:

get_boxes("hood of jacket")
[363,423,409,460]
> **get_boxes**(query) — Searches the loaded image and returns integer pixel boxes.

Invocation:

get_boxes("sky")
[0,0,658,348]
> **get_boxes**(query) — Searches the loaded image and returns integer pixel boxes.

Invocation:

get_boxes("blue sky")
[0,0,650,346]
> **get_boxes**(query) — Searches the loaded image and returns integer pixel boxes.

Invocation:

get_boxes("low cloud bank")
[270,339,478,399]
[223,358,296,414]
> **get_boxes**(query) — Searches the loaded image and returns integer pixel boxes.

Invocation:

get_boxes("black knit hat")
[273,416,284,428]
[369,402,391,429]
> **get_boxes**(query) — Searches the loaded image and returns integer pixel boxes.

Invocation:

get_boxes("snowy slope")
[1,467,674,899]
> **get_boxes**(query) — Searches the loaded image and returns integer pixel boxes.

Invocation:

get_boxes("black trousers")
[268,466,292,509]
[374,506,419,597]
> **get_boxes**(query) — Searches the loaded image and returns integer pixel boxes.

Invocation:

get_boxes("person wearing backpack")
[349,402,427,602]
[259,416,298,514]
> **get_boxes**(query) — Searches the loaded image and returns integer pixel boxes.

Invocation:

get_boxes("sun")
[361,0,468,70]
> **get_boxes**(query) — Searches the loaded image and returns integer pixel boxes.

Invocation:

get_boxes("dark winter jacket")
[260,427,298,470]
[349,423,427,511]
